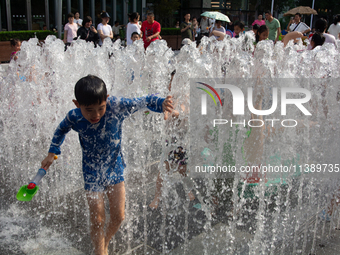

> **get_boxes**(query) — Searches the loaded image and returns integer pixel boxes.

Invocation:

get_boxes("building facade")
[1,0,146,32]
[0,0,258,33]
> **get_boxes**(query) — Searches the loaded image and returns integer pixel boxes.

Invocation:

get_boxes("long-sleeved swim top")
[48,95,165,178]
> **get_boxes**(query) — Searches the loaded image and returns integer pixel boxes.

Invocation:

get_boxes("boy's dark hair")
[295,13,302,18]
[147,12,154,17]
[333,15,339,26]
[67,12,74,19]
[311,32,325,48]
[10,38,20,47]
[115,20,119,25]
[83,16,92,24]
[315,18,327,33]
[75,75,107,106]
[234,21,245,30]
[265,10,271,15]
[131,31,139,38]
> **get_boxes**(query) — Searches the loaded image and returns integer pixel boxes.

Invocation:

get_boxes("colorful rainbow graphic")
[196,82,223,106]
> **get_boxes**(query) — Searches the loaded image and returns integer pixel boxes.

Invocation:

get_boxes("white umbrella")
[201,11,230,22]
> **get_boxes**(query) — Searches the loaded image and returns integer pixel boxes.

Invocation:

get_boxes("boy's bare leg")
[178,164,195,201]
[149,172,163,209]
[86,192,106,255]
[104,181,126,252]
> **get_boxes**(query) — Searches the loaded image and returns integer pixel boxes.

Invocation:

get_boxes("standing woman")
[77,16,99,46]
[126,12,141,46]
[74,11,83,28]
[97,11,113,46]
[63,13,78,48]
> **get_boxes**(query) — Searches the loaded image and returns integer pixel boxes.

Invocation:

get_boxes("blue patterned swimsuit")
[49,95,165,191]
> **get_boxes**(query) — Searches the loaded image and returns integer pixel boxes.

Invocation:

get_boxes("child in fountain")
[10,38,21,61]
[41,75,173,255]
[149,71,195,209]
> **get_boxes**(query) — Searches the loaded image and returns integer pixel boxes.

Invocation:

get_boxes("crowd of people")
[61,10,161,50]
[52,9,340,51]
[177,10,339,50]
[9,10,340,63]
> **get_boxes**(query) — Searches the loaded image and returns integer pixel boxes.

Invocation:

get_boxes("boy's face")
[131,34,139,42]
[216,21,221,28]
[13,41,21,52]
[234,25,243,35]
[73,96,108,124]
[68,17,74,24]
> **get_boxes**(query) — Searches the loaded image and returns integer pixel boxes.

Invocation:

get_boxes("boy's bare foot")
[188,191,195,201]
[149,197,160,209]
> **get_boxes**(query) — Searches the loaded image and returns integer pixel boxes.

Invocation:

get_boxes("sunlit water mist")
[0,35,339,254]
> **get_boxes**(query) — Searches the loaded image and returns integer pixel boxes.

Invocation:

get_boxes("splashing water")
[0,35,340,254]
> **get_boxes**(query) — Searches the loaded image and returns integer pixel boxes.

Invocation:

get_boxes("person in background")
[252,14,265,27]
[192,17,199,40]
[307,18,337,49]
[287,13,310,35]
[63,13,78,47]
[97,11,113,46]
[227,21,234,32]
[233,21,245,38]
[181,13,194,43]
[112,21,122,40]
[209,20,226,40]
[141,13,161,49]
[10,38,21,61]
[265,10,281,43]
[327,14,340,39]
[74,11,83,28]
[126,12,141,46]
[200,15,211,37]
[175,21,180,28]
[77,16,99,46]
[42,24,47,30]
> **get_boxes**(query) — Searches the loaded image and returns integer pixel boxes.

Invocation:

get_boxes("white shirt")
[289,22,310,33]
[213,26,226,39]
[126,23,141,45]
[74,18,83,27]
[328,23,340,39]
[64,23,78,43]
[308,33,337,49]
[112,25,120,36]
[97,23,112,46]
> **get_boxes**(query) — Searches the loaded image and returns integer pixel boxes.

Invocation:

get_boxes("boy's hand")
[41,153,56,170]
[162,96,174,115]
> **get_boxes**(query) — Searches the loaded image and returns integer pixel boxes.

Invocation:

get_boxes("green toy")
[16,155,57,201]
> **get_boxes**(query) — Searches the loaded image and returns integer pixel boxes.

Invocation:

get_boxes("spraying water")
[0,35,339,254]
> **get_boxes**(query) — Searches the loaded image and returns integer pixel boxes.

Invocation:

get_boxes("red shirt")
[141,20,161,49]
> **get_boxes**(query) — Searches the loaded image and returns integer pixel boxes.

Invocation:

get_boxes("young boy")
[131,31,140,43]
[41,75,173,255]
[233,21,245,38]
